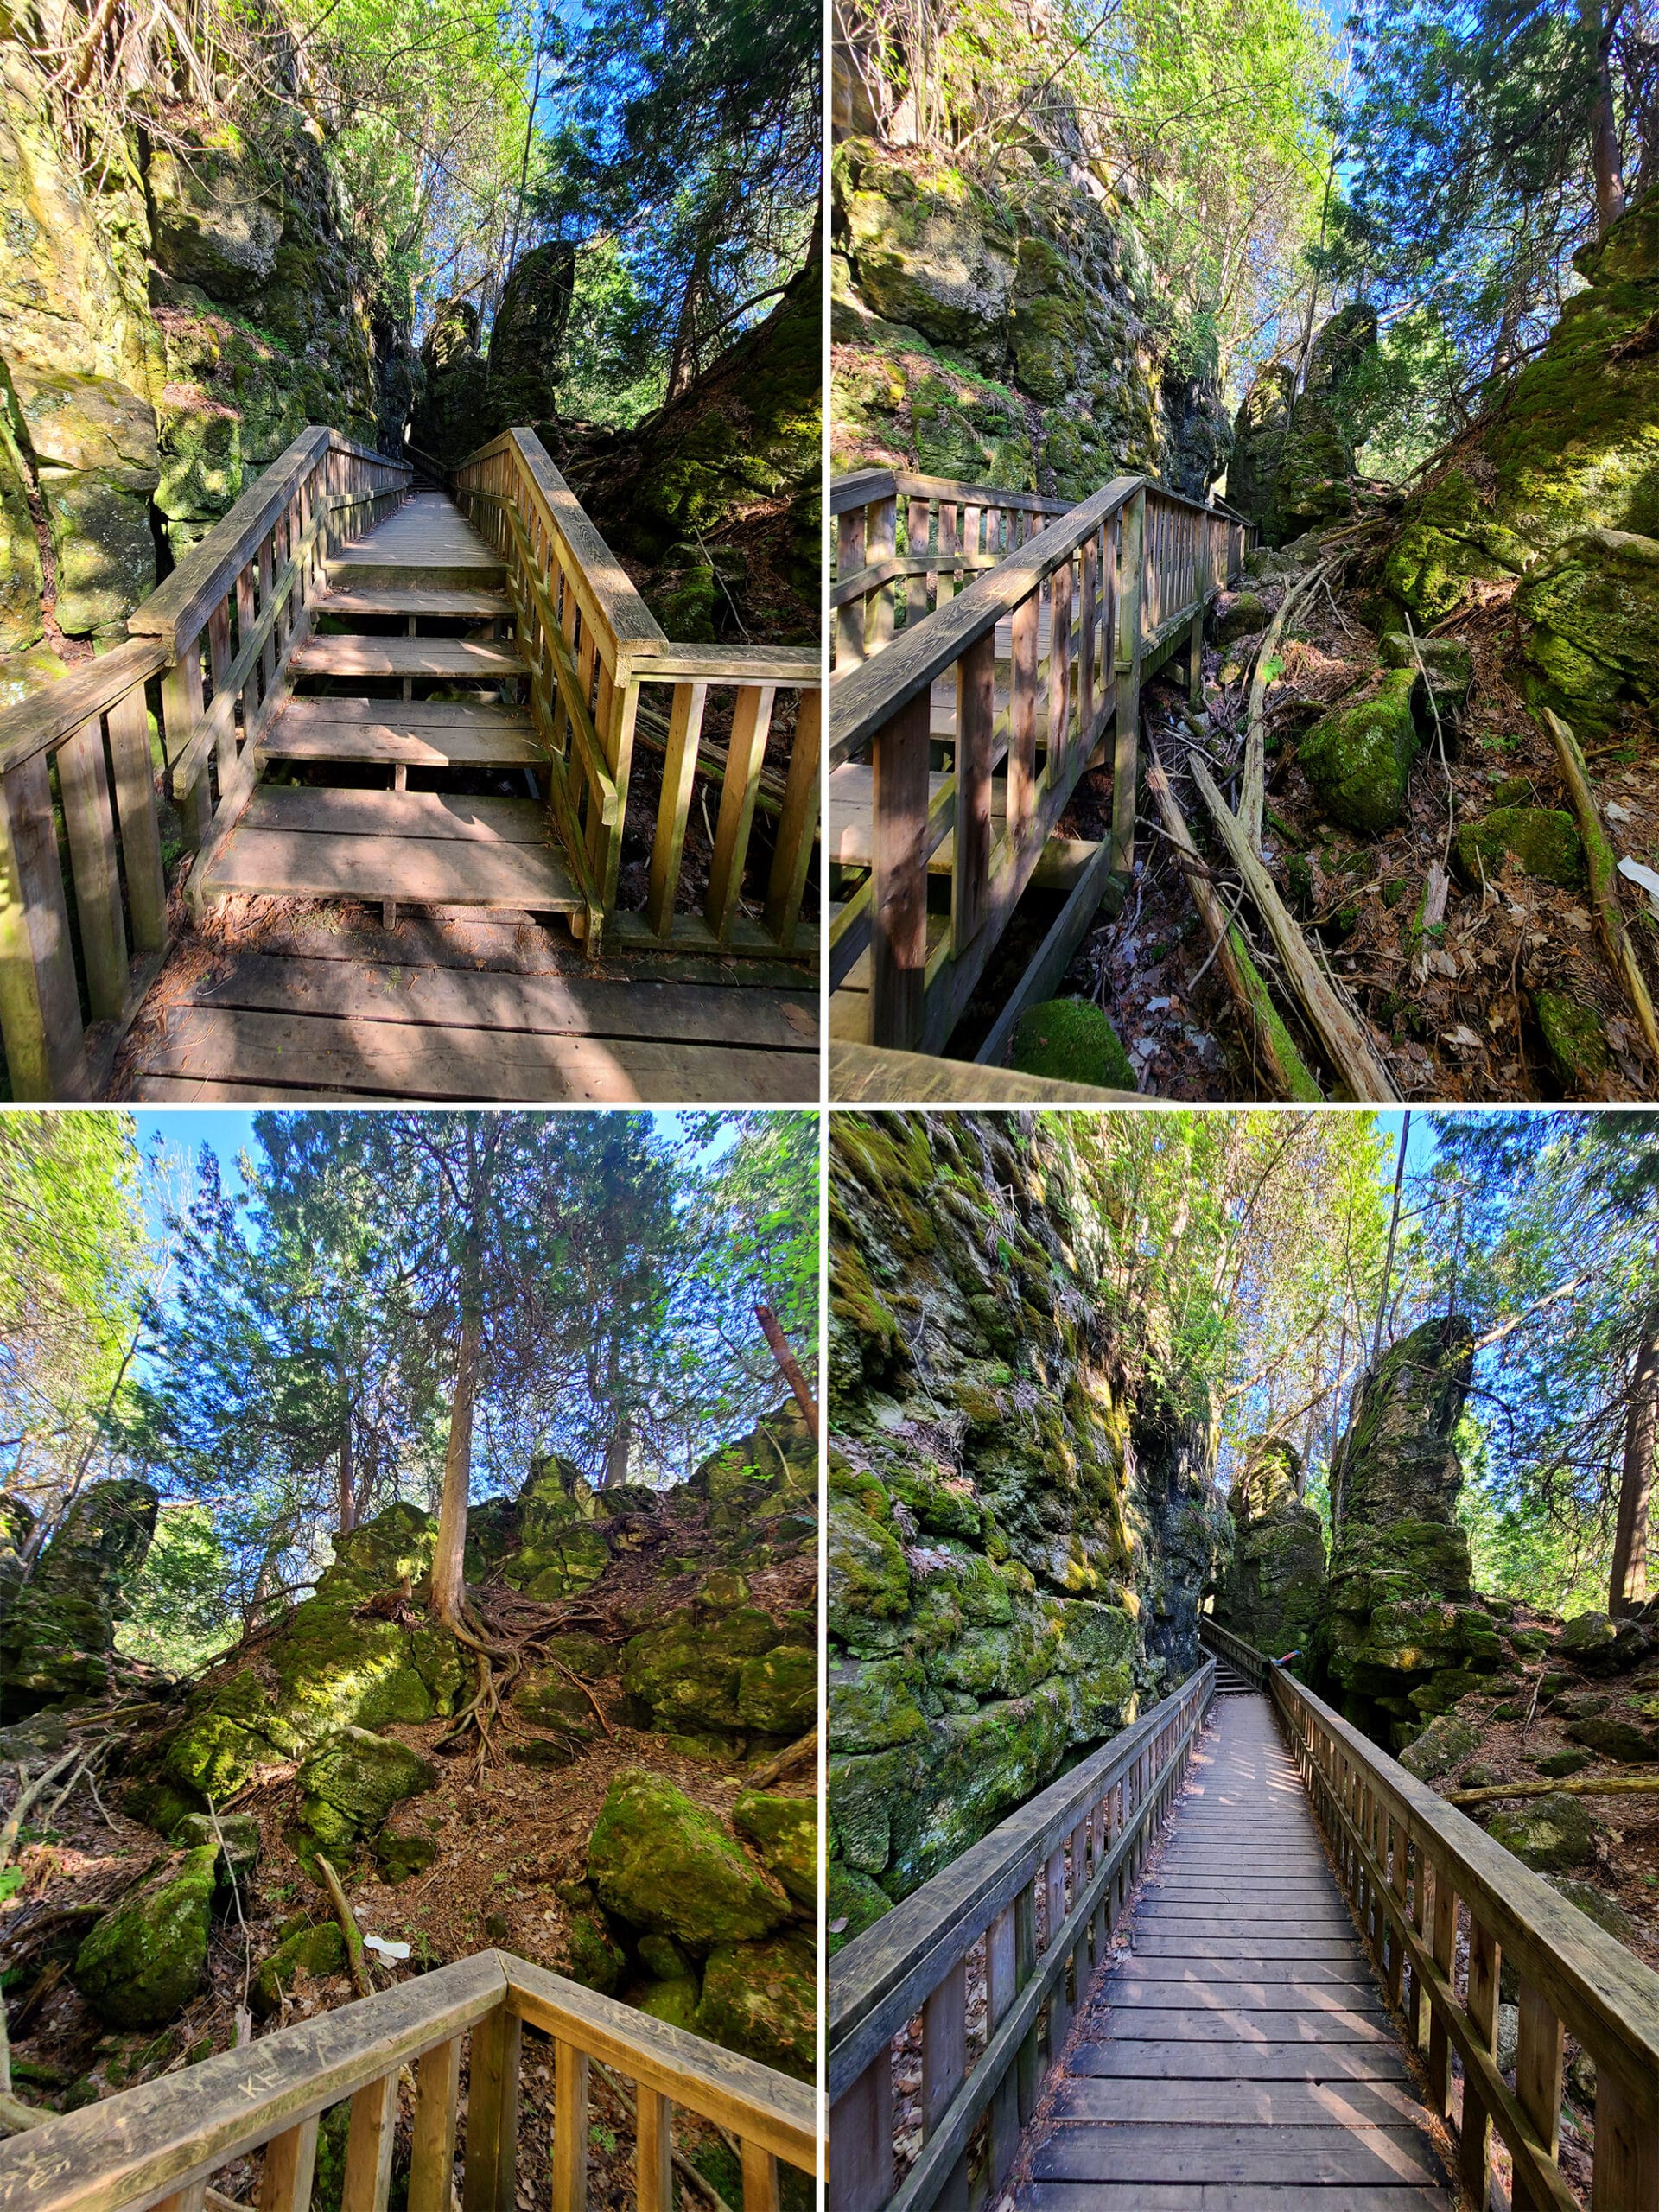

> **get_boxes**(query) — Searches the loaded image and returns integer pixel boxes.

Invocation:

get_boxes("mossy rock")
[1009,1000,1135,1092]
[73,1846,219,2027]
[1297,670,1421,834]
[1486,1790,1598,1871]
[827,1503,910,1636]
[173,1812,259,1878]
[829,1656,930,1752]
[564,1910,627,1995]
[1452,807,1585,891]
[827,1863,893,1954]
[620,1607,781,1734]
[509,1737,581,1769]
[1213,590,1271,645]
[1560,1611,1624,1671]
[639,1933,695,1980]
[736,1645,816,1735]
[1537,991,1610,1091]
[1399,1712,1481,1782]
[732,1789,816,1909]
[1532,1749,1594,1777]
[1567,1715,1659,1762]
[635,1975,701,2031]
[375,1831,439,1882]
[694,1930,816,2080]
[1380,631,1474,719]
[250,1921,346,2018]
[586,1770,792,1951]
[540,1632,617,1678]
[294,1727,437,1855]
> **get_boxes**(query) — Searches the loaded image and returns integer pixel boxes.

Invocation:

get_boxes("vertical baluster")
[1112,497,1142,873]
[552,2039,588,2212]
[164,639,210,848]
[636,2088,672,2212]
[938,503,958,607]
[409,2036,462,2212]
[868,494,897,653]
[1043,1841,1070,2055]
[107,684,166,957]
[462,2005,521,2212]
[909,496,931,626]
[0,751,88,1096]
[156,2183,206,2212]
[705,683,776,947]
[828,2051,891,2212]
[953,631,994,954]
[342,2074,398,2212]
[868,692,930,1050]
[1015,1877,1039,2125]
[1078,527,1098,742]
[741,2144,781,2212]
[1409,1839,1430,2052]
[1388,1811,1408,2009]
[56,711,128,1021]
[260,2120,321,2212]
[1460,1916,1499,2205]
[257,536,276,692]
[1512,1978,1564,2212]
[646,680,709,939]
[836,506,868,665]
[763,686,821,951]
[1591,2065,1659,2210]
[923,1957,969,2212]
[987,1904,1021,2191]
[1090,1796,1109,1964]
[1007,591,1039,843]
[1048,555,1073,771]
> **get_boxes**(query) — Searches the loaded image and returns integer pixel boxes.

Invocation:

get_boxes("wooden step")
[264,699,543,768]
[325,558,507,592]
[317,587,512,619]
[202,786,581,912]
[289,635,525,679]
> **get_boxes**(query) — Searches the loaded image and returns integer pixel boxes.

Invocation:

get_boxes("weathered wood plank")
[203,828,580,911]
[1030,2124,1443,2185]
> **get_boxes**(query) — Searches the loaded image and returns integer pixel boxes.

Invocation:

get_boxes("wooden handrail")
[0,638,169,779]
[830,467,1071,519]
[0,1950,819,2212]
[1202,1618,1659,2207]
[827,1662,1214,2212]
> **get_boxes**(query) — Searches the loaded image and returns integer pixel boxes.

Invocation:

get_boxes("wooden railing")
[0,1949,819,2212]
[832,469,1070,664]
[0,427,410,1100]
[453,430,819,961]
[1201,1620,1659,2212]
[828,469,1250,1057]
[827,1662,1215,2212]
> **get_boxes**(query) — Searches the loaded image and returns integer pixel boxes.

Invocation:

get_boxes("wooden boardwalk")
[1016,1692,1453,2212]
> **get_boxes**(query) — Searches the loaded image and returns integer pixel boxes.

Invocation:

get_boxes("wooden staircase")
[199,494,581,926]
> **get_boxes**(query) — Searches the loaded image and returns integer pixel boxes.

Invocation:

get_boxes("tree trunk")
[1586,0,1629,232]
[1611,1297,1659,1614]
[429,1303,481,1628]
[605,1414,632,1490]
[756,1305,818,1439]
[338,1420,355,1538]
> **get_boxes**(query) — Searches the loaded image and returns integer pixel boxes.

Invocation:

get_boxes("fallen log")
[1541,705,1659,1066]
[1239,555,1342,845]
[1145,747,1321,1101]
[1191,756,1402,1100]
[1445,1773,1659,1807]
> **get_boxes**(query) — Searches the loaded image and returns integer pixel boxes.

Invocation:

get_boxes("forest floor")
[0,1541,814,2212]
[1055,556,1659,1101]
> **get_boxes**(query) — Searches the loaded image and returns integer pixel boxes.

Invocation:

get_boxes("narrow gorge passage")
[1020,1692,1452,2212]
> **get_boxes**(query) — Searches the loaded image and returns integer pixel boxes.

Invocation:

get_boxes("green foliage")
[558,238,669,424]
[115,1506,236,1675]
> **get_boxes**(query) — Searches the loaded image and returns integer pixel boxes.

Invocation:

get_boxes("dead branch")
[315,1856,373,1999]
[746,1729,817,1788]
[1445,1775,1659,1807]
[1541,706,1659,1065]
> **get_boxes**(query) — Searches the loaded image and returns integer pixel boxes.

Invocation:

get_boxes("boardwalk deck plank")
[1012,1694,1453,2212]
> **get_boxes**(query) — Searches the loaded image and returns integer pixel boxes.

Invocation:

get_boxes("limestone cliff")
[0,1478,158,1717]
[831,136,1230,501]
[1226,306,1379,546]
[0,35,400,701]
[1213,1436,1326,1656]
[827,1113,1231,1939]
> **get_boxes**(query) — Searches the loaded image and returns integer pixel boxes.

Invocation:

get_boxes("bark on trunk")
[430,1304,481,1628]
[1586,0,1629,232]
[756,1304,818,1440]
[338,1422,355,1538]
[1611,1299,1659,1615]
[605,1415,632,1490]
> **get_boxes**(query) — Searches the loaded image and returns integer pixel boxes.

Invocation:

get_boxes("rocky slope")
[1211,1436,1326,1656]
[831,135,1230,501]
[0,1403,817,2200]
[0,35,404,703]
[827,1112,1232,1943]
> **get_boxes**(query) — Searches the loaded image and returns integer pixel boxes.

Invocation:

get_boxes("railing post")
[1460,1917,1499,2205]
[1513,1980,1564,2212]
[1592,2067,1659,2209]
[741,2144,782,2212]
[986,1900,1021,2191]
[868,495,897,654]
[0,753,90,1096]
[259,2118,321,2212]
[922,1956,969,2212]
[163,643,209,849]
[837,504,868,666]
[463,2002,522,2212]
[552,2038,589,2212]
[868,691,929,1049]
[1111,488,1143,874]
[763,685,821,952]
[828,2053,892,2212]
[636,2088,673,2212]
[107,684,167,957]
[341,2074,398,2212]
[410,2036,463,2212]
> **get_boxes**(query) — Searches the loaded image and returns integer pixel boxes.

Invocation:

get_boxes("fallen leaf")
[1607,800,1636,823]
[779,1001,817,1037]
[1563,907,1593,931]
[1446,1026,1484,1052]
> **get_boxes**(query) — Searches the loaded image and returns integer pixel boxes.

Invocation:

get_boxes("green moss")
[732,1789,817,1907]
[736,1645,816,1735]
[293,1727,437,1855]
[73,1846,219,2027]
[586,1770,792,1950]
[1297,670,1421,834]
[620,1606,781,1734]
[1009,1000,1135,1091]
[564,1910,627,1993]
[1452,807,1585,891]
[694,1931,816,2081]
[827,1863,893,1953]
[1487,1791,1598,1871]
[250,1921,346,2018]
[1537,990,1609,1090]
[375,1831,439,1882]
[635,1974,701,2031]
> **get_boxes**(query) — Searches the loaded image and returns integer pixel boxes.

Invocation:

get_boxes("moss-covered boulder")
[1214,1435,1325,1656]
[690,1401,818,1519]
[1213,589,1272,645]
[1452,807,1585,891]
[1560,1611,1652,1674]
[1009,1000,1135,1091]
[1537,991,1609,1092]
[1532,1748,1594,1777]
[827,1862,893,1952]
[732,1790,817,1909]
[0,1478,157,1718]
[1379,632,1474,723]
[695,1931,816,2080]
[1487,1791,1598,1872]
[586,1771,792,1951]
[636,1975,701,2031]
[251,1921,346,2018]
[73,1845,219,2027]
[620,1606,782,1735]
[1517,529,1659,734]
[1399,1711,1482,1782]
[174,1811,260,1879]
[564,1910,627,1994]
[376,1829,439,1882]
[293,1728,437,1857]
[1567,1713,1659,1762]
[1297,670,1421,835]
[736,1646,817,1735]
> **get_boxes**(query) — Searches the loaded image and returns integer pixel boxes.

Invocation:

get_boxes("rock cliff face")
[1376,185,1659,734]
[0,40,397,700]
[1226,306,1378,545]
[827,1113,1232,1939]
[831,137,1230,501]
[1313,1316,1512,1745]
[1213,1437,1325,1656]
[0,1478,158,1717]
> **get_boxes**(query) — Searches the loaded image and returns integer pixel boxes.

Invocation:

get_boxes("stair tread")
[317,588,512,618]
[290,636,525,677]
[242,787,550,843]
